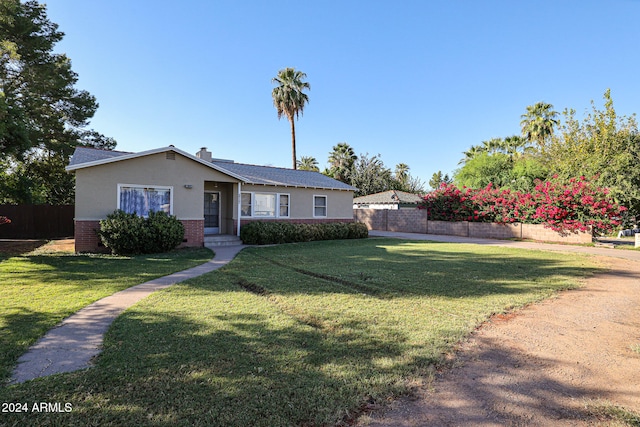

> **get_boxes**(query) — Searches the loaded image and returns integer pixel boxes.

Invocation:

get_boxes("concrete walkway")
[10,245,246,384]
[369,230,640,261]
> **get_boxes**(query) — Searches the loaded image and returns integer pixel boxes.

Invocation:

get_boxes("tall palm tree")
[503,135,530,157]
[520,102,559,149]
[459,144,484,164]
[328,142,357,183]
[394,163,410,186]
[271,68,310,169]
[296,156,319,171]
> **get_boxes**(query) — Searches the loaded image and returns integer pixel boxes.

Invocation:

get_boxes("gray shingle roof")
[68,146,130,167]
[212,161,355,190]
[67,146,356,191]
[353,190,424,204]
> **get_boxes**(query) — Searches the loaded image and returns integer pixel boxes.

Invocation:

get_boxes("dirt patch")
[361,256,640,426]
[0,239,74,256]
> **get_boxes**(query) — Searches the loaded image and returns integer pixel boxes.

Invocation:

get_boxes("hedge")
[240,221,369,245]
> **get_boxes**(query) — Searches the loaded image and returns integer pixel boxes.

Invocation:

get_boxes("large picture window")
[241,192,289,218]
[118,184,172,217]
[254,193,276,217]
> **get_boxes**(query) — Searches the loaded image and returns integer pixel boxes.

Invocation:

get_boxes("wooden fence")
[0,205,74,239]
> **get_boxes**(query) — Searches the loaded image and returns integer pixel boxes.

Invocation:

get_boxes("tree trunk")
[290,118,297,170]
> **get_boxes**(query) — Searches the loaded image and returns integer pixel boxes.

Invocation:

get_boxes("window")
[314,195,327,217]
[254,193,276,217]
[241,192,252,216]
[241,192,289,218]
[279,194,289,217]
[118,184,172,216]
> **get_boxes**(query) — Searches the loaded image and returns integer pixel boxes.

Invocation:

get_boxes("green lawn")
[1,239,602,426]
[0,246,213,382]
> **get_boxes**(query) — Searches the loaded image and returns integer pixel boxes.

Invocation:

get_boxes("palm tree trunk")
[290,118,297,170]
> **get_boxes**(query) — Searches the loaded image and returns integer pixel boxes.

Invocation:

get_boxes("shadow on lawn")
[235,240,601,299]
[0,308,61,381]
[0,308,420,427]
[0,240,606,426]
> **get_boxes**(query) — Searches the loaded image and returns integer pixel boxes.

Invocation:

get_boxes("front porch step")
[204,234,243,247]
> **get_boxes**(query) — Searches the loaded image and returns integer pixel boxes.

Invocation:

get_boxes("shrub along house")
[66,146,356,252]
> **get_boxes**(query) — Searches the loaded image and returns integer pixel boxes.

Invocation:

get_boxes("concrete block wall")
[469,222,522,239]
[427,220,469,237]
[355,209,592,244]
[386,209,428,233]
[521,223,592,244]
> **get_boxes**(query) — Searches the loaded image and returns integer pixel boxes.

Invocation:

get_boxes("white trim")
[278,193,290,218]
[313,195,328,218]
[67,146,357,192]
[67,146,248,182]
[236,182,242,236]
[240,191,291,219]
[117,183,174,216]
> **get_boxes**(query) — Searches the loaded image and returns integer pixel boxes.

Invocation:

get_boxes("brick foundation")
[181,219,204,248]
[74,219,205,253]
[74,220,102,253]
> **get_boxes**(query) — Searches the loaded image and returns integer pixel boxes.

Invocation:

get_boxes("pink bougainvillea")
[0,216,10,226]
[419,177,625,235]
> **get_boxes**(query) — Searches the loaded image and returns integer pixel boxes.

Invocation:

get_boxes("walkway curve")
[10,245,246,384]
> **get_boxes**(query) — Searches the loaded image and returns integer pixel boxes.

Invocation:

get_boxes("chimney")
[196,147,212,162]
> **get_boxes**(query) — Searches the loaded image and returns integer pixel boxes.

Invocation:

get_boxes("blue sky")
[46,0,640,185]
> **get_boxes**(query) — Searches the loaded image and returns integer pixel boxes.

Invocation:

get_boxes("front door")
[204,192,220,234]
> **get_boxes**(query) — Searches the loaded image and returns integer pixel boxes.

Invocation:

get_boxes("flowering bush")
[419,177,625,235]
[0,216,10,226]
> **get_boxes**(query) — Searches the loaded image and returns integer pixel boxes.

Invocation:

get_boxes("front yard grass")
[1,239,601,426]
[0,246,213,382]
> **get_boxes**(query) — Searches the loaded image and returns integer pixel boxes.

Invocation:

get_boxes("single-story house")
[353,190,424,210]
[66,146,357,252]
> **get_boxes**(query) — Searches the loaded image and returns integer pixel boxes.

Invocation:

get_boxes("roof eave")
[66,146,249,183]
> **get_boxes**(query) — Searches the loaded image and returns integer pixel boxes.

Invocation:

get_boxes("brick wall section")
[181,219,204,248]
[74,220,101,253]
[74,219,205,253]
[354,208,592,244]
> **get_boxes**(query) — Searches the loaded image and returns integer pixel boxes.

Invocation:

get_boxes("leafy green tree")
[429,170,452,190]
[454,152,513,189]
[271,67,310,169]
[0,0,113,204]
[350,153,393,196]
[296,156,319,171]
[544,89,640,222]
[327,142,357,183]
[520,102,559,149]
